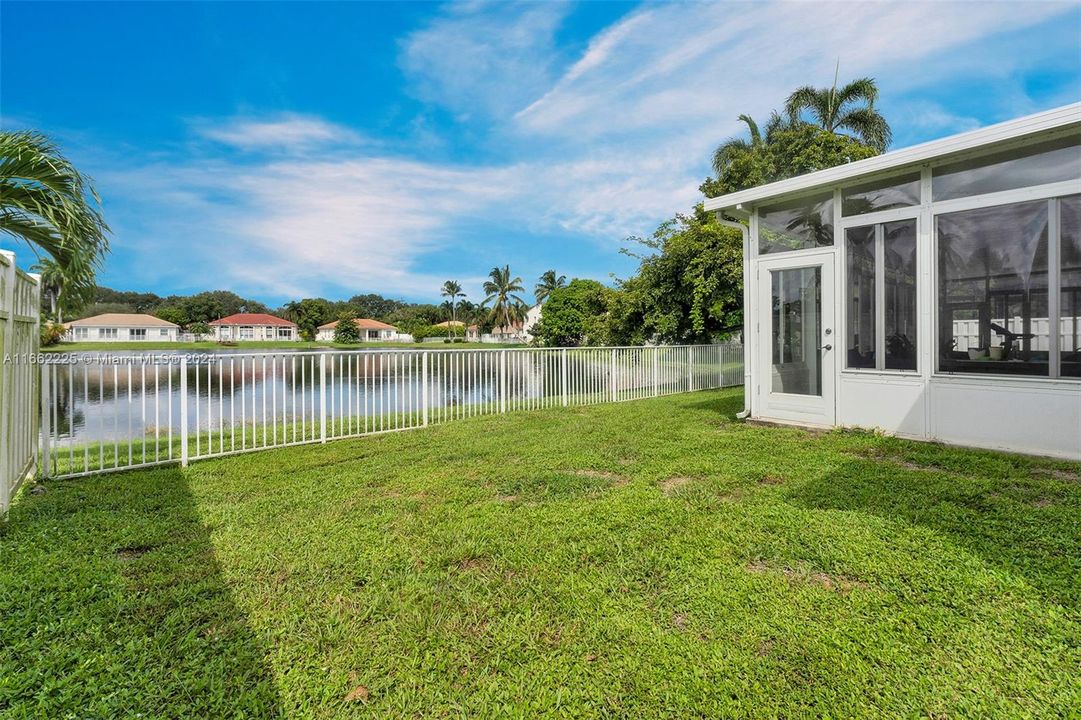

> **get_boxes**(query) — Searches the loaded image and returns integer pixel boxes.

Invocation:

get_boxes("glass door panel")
[770,267,822,396]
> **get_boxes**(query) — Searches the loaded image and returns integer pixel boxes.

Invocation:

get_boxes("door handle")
[819,344,832,351]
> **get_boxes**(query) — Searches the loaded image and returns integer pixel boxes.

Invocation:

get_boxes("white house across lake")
[65,313,179,342]
[316,318,403,342]
[210,313,297,341]
[705,103,1081,460]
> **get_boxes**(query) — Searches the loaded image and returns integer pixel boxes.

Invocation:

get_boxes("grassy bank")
[2,388,1078,717]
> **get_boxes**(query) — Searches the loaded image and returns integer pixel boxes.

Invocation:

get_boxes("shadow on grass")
[0,468,281,717]
[785,443,1081,610]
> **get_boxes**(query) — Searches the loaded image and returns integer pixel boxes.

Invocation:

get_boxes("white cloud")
[399,2,571,119]
[196,113,364,151]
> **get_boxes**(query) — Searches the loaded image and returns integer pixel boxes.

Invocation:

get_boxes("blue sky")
[3,1,1079,306]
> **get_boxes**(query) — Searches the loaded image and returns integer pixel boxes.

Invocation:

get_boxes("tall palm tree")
[711,111,790,177]
[482,265,525,332]
[784,75,892,151]
[1,130,109,270]
[534,270,566,304]
[32,251,95,324]
[440,280,464,338]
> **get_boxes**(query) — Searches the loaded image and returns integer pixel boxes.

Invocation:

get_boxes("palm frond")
[836,107,892,152]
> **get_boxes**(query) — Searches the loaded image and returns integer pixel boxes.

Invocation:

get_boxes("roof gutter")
[716,216,752,420]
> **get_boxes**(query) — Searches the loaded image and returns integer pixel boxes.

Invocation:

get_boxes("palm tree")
[711,111,790,177]
[482,265,526,332]
[440,280,464,338]
[1,130,109,270]
[784,75,891,151]
[534,270,566,304]
[32,252,96,324]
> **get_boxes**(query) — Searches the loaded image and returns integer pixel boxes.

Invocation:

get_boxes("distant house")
[316,318,402,342]
[209,313,297,341]
[487,304,542,342]
[65,313,179,342]
[466,324,480,341]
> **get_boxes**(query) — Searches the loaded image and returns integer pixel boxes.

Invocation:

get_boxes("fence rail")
[38,343,743,480]
[1,251,41,513]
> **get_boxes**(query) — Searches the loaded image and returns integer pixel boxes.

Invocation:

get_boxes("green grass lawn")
[44,340,524,352]
[2,389,1079,718]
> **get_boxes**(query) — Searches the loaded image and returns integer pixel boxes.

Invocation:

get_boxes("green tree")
[482,265,526,331]
[534,270,567,304]
[440,280,464,338]
[784,76,891,152]
[711,112,791,179]
[153,306,189,328]
[701,123,878,199]
[608,207,743,345]
[1,130,109,271]
[284,298,333,341]
[532,279,611,347]
[346,293,405,320]
[333,309,362,344]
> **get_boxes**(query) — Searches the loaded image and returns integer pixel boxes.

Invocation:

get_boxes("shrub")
[333,310,362,344]
[40,321,67,347]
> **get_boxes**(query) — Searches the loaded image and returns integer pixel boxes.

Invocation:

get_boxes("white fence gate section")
[0,250,41,514]
[39,343,744,480]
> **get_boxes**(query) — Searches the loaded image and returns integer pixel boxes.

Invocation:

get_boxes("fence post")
[688,346,695,392]
[179,357,189,467]
[422,351,429,426]
[40,364,51,479]
[499,350,507,413]
[652,347,659,397]
[0,252,14,513]
[319,353,327,443]
[610,349,617,402]
[560,348,568,407]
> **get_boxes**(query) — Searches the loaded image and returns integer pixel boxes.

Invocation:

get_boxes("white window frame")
[839,211,921,376]
[931,185,1080,382]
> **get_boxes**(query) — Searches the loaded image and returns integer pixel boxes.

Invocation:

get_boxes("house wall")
[745,130,1081,460]
[67,326,178,342]
[315,327,400,342]
[214,325,295,341]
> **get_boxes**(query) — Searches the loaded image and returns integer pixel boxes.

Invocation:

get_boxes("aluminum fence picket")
[39,343,743,480]
[1,251,41,514]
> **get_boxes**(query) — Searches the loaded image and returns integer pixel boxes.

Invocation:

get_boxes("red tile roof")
[317,318,397,331]
[209,313,297,327]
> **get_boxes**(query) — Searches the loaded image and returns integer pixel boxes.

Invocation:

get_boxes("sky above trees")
[2,1,1078,305]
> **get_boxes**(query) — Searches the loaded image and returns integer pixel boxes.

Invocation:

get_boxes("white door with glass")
[757,253,836,426]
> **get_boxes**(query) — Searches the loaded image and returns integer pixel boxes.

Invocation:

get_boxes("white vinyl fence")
[1,251,41,513]
[39,343,743,480]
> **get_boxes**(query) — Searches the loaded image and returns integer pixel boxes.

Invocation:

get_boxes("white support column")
[40,364,51,479]
[499,350,507,413]
[179,357,189,467]
[560,348,568,407]
[1049,197,1061,378]
[319,353,327,442]
[0,251,15,513]
[652,347,659,397]
[422,351,429,426]
[610,349,617,402]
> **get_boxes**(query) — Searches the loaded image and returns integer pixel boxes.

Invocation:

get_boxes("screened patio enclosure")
[705,103,1081,460]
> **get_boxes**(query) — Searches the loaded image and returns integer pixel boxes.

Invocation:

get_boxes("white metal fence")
[39,343,743,480]
[1,250,41,513]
